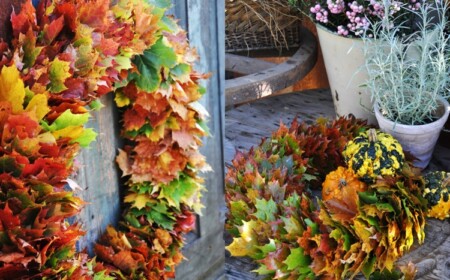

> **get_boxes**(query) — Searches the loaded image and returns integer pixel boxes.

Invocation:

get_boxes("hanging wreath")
[0,0,209,279]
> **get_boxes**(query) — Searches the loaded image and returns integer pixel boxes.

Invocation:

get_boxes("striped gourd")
[343,129,404,182]
[423,171,450,220]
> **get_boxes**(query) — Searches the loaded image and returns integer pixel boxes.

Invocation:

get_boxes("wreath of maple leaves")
[0,0,209,279]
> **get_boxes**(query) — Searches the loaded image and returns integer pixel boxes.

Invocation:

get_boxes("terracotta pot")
[316,24,376,125]
[374,98,450,169]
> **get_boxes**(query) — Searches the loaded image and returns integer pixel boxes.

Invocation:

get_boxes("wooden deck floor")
[224,89,450,280]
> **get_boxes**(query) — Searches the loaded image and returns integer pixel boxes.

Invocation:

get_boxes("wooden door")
[169,1,226,279]
[75,0,227,279]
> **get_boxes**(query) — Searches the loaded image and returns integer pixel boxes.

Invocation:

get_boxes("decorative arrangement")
[225,116,450,279]
[0,0,209,279]
[363,0,450,168]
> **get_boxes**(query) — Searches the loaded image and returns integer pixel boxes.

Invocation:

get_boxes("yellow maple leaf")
[114,91,131,107]
[149,124,165,142]
[124,193,153,210]
[25,94,50,120]
[0,65,26,114]
[52,126,84,141]
[48,58,71,93]
[158,151,173,170]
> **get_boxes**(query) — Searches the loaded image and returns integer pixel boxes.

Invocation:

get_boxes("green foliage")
[363,0,450,125]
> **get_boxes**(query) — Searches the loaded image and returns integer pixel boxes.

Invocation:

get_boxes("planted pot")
[316,24,376,124]
[374,98,450,169]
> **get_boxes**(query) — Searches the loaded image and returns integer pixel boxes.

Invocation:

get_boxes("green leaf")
[229,201,249,225]
[281,216,303,238]
[132,55,161,92]
[304,218,319,235]
[283,247,311,271]
[362,255,376,278]
[257,239,277,256]
[0,156,22,177]
[254,198,277,222]
[46,246,73,268]
[72,128,97,147]
[46,110,90,131]
[252,264,274,276]
[159,176,199,210]
[359,191,378,204]
[124,212,141,228]
[142,37,177,69]
[89,99,104,111]
[93,271,116,280]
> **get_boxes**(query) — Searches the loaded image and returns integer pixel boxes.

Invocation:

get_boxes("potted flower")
[363,0,450,168]
[288,0,421,124]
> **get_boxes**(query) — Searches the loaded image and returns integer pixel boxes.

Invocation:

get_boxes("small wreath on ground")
[226,117,448,279]
[0,0,209,279]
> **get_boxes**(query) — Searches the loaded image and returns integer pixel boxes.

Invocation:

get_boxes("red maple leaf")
[10,0,36,38]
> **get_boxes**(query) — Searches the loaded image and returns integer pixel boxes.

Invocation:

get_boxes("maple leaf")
[123,108,146,131]
[55,3,77,32]
[19,30,43,68]
[0,65,26,114]
[158,176,202,211]
[0,203,21,229]
[124,193,153,210]
[114,91,131,108]
[172,130,195,150]
[253,198,277,222]
[43,16,64,44]
[10,0,36,38]
[78,0,109,31]
[131,55,160,92]
[25,93,50,120]
[283,247,312,273]
[48,58,71,93]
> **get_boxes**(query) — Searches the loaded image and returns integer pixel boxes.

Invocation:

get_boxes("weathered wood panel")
[172,1,226,280]
[75,94,123,254]
[226,54,277,76]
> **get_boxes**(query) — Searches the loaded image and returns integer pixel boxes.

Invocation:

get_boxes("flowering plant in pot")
[363,0,450,168]
[289,0,420,37]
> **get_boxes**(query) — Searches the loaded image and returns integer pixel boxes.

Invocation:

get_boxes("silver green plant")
[363,0,450,125]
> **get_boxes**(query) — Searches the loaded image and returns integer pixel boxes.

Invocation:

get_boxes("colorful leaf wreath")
[0,0,209,279]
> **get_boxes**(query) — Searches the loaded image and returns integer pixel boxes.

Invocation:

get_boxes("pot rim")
[374,97,450,132]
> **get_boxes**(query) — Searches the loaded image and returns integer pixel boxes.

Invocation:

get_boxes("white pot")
[374,98,450,169]
[316,24,376,124]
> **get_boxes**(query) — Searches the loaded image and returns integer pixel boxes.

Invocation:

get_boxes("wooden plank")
[75,94,122,254]
[173,0,226,279]
[225,54,277,75]
[225,27,318,108]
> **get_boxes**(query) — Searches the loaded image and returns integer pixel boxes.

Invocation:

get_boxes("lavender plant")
[363,0,450,125]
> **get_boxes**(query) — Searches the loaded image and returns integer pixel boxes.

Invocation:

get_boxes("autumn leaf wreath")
[0,0,210,279]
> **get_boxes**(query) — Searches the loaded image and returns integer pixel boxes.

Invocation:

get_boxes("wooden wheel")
[225,27,317,108]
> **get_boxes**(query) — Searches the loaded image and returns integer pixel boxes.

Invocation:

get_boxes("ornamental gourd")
[343,129,404,182]
[423,171,450,220]
[322,166,367,202]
